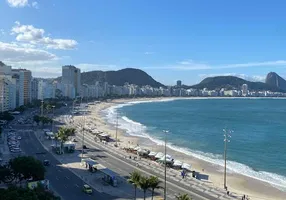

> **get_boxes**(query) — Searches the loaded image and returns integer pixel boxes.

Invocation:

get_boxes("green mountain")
[265,72,286,91]
[81,68,165,88]
[191,76,283,92]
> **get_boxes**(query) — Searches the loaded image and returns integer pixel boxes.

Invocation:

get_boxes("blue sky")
[1,0,286,85]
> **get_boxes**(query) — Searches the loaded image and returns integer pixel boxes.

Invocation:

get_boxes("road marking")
[65,176,70,180]
[56,177,59,180]
[58,169,62,172]
[74,184,79,188]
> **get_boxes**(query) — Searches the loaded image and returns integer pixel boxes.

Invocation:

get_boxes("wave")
[102,100,286,191]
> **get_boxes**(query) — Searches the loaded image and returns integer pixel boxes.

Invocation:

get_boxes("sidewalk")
[34,128,159,200]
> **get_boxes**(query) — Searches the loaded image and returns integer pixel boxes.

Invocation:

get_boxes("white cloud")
[31,1,38,9]
[0,41,57,63]
[6,0,28,7]
[144,51,155,55]
[0,29,5,35]
[198,73,266,82]
[11,21,77,50]
[145,60,286,71]
[76,63,120,72]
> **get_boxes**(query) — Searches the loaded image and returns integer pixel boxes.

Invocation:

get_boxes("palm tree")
[148,176,161,200]
[128,171,141,199]
[57,127,75,153]
[138,176,150,200]
[175,194,192,200]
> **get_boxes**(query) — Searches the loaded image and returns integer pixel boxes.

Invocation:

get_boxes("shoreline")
[88,97,286,200]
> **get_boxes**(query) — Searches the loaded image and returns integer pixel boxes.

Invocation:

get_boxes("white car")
[17,136,21,140]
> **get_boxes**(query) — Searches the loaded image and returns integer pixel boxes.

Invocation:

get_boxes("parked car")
[17,136,21,140]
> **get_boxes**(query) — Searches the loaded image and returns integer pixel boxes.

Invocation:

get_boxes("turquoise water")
[104,98,286,189]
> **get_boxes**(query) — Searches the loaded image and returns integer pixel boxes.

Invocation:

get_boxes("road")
[19,129,119,200]
[73,128,228,200]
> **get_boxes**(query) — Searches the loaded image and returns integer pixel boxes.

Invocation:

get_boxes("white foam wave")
[102,100,286,191]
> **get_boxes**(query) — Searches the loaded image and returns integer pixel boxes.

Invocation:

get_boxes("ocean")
[103,98,286,190]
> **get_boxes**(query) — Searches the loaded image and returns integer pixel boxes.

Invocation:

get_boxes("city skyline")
[1,0,286,85]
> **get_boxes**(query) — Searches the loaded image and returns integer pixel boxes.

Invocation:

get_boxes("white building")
[242,84,248,96]
[12,69,32,106]
[62,65,81,96]
[55,82,75,99]
[38,80,55,100]
[0,64,16,110]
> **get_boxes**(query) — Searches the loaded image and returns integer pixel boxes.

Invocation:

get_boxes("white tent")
[148,151,157,157]
[173,160,183,167]
[155,152,164,159]
[182,163,191,171]
[134,146,141,151]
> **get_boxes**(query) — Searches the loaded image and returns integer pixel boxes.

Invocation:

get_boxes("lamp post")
[223,128,232,190]
[115,111,119,147]
[162,130,169,200]
[81,109,86,161]
[52,105,55,133]
[41,100,44,116]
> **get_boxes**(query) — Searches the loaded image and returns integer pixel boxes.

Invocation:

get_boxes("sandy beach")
[78,97,286,200]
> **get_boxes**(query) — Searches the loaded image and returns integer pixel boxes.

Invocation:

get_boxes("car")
[82,145,87,149]
[43,160,50,166]
[17,136,21,140]
[82,184,92,194]
[72,138,77,142]
[11,149,21,153]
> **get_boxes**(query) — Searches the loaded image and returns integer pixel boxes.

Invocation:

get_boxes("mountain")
[265,72,286,91]
[191,76,283,92]
[80,68,165,88]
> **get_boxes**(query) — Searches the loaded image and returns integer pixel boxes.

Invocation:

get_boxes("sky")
[1,0,286,85]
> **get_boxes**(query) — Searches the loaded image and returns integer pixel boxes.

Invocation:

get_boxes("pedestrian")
[227,191,229,196]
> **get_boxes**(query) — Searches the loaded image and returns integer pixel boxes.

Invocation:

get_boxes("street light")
[223,128,232,190]
[81,109,87,161]
[51,105,55,133]
[41,100,44,116]
[115,111,119,147]
[162,130,169,200]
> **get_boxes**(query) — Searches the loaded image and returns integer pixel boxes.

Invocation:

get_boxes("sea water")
[103,98,286,190]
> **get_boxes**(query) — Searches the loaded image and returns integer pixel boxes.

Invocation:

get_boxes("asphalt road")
[73,130,222,200]
[19,130,118,200]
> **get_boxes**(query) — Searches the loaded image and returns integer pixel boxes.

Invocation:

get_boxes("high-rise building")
[0,78,10,112]
[31,78,39,100]
[177,80,182,87]
[62,65,81,96]
[12,69,32,105]
[242,84,248,96]
[38,80,55,100]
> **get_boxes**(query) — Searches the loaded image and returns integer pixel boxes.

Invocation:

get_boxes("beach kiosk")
[82,158,98,172]
[95,164,119,187]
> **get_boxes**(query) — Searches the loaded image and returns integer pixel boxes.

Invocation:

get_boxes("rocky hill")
[191,76,283,92]
[80,68,165,88]
[265,72,286,91]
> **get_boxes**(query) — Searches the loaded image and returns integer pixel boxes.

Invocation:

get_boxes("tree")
[138,176,150,200]
[175,194,192,200]
[0,186,60,200]
[0,111,14,121]
[148,176,161,200]
[33,115,41,125]
[128,171,141,200]
[0,165,14,184]
[9,156,46,183]
[57,127,75,153]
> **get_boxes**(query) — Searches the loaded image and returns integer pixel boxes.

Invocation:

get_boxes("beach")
[77,97,286,200]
